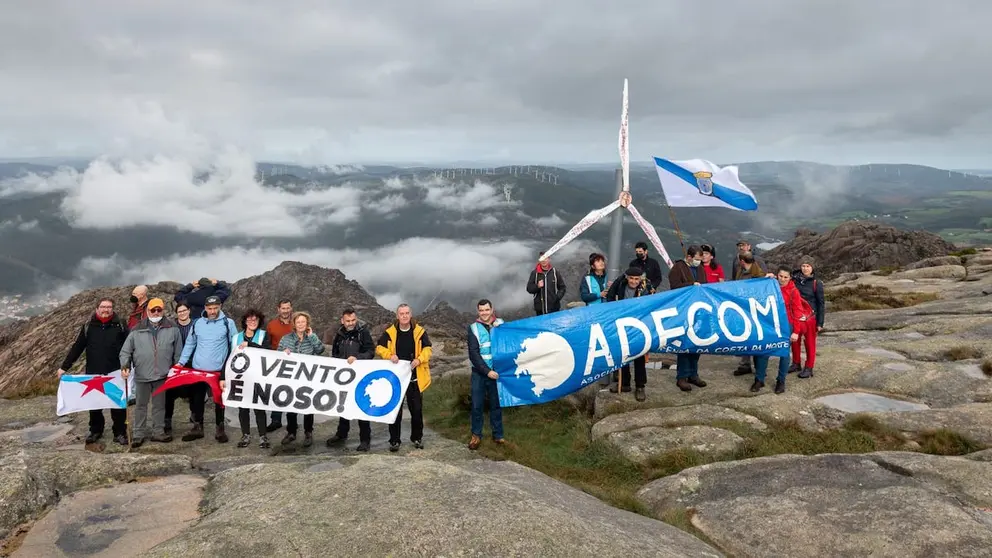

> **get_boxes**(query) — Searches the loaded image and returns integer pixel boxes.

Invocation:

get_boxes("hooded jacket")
[177,309,238,372]
[669,260,709,290]
[526,264,566,314]
[792,271,825,328]
[119,317,185,382]
[376,321,433,392]
[61,313,130,374]
[174,281,231,319]
[331,321,375,361]
[780,280,814,333]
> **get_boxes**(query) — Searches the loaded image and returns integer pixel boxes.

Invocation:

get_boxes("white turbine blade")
[540,200,622,260]
[626,203,674,269]
[618,78,630,193]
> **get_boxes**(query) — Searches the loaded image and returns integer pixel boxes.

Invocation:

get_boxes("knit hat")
[798,256,815,268]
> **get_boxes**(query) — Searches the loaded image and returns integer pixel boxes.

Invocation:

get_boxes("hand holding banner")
[221,347,413,424]
[57,370,128,416]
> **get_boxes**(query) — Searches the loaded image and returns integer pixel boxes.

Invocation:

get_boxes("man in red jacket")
[749,267,809,394]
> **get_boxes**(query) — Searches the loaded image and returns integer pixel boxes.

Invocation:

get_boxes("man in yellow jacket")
[376,303,433,452]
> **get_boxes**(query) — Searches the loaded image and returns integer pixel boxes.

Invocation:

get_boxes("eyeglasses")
[148,308,164,314]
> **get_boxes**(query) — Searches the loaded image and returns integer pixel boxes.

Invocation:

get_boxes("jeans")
[286,412,314,435]
[470,373,503,439]
[754,355,790,384]
[133,379,166,438]
[389,381,424,444]
[335,417,371,444]
[188,383,225,426]
[676,354,701,380]
[89,408,127,437]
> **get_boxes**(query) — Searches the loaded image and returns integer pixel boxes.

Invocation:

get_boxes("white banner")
[221,348,413,424]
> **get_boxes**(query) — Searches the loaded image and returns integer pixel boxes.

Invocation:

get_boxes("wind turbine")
[539,79,674,271]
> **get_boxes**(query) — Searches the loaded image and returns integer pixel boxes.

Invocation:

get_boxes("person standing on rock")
[119,298,184,448]
[176,295,237,444]
[264,298,294,433]
[750,267,805,394]
[630,241,664,292]
[164,302,195,436]
[730,240,765,280]
[579,253,610,306]
[173,277,231,320]
[377,303,433,453]
[231,308,271,449]
[126,285,150,405]
[526,253,566,316]
[731,252,766,377]
[278,311,324,448]
[791,257,825,379]
[604,268,653,401]
[700,244,725,283]
[325,308,376,452]
[58,297,131,446]
[669,246,709,392]
[467,299,506,449]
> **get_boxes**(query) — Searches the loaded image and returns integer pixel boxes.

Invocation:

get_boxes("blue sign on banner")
[491,278,792,407]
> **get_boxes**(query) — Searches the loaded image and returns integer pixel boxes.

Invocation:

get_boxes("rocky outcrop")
[762,221,957,279]
[637,452,992,557]
[145,456,722,558]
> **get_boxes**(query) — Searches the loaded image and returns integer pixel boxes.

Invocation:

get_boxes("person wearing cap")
[603,266,654,401]
[174,277,231,321]
[526,252,566,316]
[730,240,766,281]
[119,298,185,447]
[176,294,238,443]
[669,246,709,392]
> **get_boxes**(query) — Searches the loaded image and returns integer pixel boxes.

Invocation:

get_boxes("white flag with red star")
[56,370,128,416]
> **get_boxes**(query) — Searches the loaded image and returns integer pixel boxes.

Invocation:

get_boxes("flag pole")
[125,374,133,452]
[666,204,688,259]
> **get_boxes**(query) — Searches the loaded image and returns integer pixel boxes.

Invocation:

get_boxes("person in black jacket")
[324,308,376,451]
[629,241,664,293]
[173,277,231,319]
[57,298,130,445]
[604,268,653,401]
[526,253,566,315]
[668,246,709,392]
[792,257,825,378]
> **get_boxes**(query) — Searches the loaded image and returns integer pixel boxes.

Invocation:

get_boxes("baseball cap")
[205,295,222,305]
[736,239,748,246]
[148,298,165,310]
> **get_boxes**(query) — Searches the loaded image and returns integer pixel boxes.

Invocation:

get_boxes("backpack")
[185,316,233,366]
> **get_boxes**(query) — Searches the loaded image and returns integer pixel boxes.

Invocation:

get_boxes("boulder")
[598,425,743,464]
[591,405,766,440]
[144,456,722,557]
[861,403,992,445]
[904,255,964,270]
[893,265,967,280]
[637,452,992,557]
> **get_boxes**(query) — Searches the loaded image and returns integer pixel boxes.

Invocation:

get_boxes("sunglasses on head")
[148,308,164,314]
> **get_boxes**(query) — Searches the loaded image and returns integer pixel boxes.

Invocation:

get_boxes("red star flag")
[152,365,223,405]
[56,370,128,416]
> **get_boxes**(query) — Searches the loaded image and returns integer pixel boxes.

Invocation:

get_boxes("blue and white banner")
[654,157,758,211]
[492,278,790,407]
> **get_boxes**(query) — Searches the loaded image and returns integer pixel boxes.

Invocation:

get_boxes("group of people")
[58,279,443,452]
[524,239,826,399]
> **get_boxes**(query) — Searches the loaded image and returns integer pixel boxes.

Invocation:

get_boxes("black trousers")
[335,417,371,443]
[239,407,269,436]
[388,382,423,444]
[614,356,647,388]
[268,410,283,425]
[89,408,127,437]
[188,383,225,426]
[286,412,314,434]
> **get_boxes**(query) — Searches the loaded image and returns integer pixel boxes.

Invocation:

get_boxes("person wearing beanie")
[603,267,653,401]
[173,276,231,320]
[668,246,708,392]
[579,253,609,306]
[791,256,825,378]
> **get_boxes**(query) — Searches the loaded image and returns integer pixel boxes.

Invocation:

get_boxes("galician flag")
[56,370,128,416]
[654,157,758,211]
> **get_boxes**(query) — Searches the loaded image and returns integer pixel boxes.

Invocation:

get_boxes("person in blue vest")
[466,299,505,450]
[231,308,270,449]
[579,252,610,306]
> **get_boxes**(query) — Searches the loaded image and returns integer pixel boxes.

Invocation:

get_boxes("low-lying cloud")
[61,236,597,313]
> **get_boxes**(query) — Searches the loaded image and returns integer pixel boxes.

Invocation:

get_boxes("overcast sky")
[1,1,989,168]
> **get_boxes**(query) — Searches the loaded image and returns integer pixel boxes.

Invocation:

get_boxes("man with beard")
[629,241,664,293]
[58,298,130,445]
[176,295,237,443]
[324,308,376,452]
[263,298,294,432]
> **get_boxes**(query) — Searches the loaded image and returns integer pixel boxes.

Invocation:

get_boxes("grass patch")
[981,359,992,377]
[872,265,900,276]
[2,376,58,399]
[917,429,984,455]
[826,284,939,311]
[950,248,978,257]
[942,345,983,361]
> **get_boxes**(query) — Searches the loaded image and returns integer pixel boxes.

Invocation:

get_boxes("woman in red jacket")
[700,244,725,283]
[750,267,808,394]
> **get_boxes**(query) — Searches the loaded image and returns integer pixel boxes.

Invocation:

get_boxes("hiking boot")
[788,362,802,374]
[164,419,172,436]
[608,382,619,393]
[181,423,204,442]
[687,376,707,388]
[237,434,251,448]
[356,441,370,452]
[733,365,753,376]
[130,438,144,449]
[413,439,424,449]
[750,380,764,393]
[85,431,103,444]
[114,434,129,446]
[798,367,813,379]
[493,438,506,445]
[775,380,786,394]
[259,435,271,449]
[265,421,283,433]
[676,378,692,392]
[389,442,400,453]
[635,387,646,402]
[468,435,482,450]
[302,432,313,448]
[620,385,632,393]
[150,433,172,443]
[215,425,229,444]
[325,434,347,447]
[281,433,296,445]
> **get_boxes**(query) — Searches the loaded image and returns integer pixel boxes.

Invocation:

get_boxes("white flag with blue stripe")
[653,158,758,211]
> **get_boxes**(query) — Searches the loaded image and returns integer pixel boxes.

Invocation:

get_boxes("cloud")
[422,179,518,212]
[2,2,988,167]
[0,217,39,232]
[529,212,566,228]
[60,236,597,313]
[367,193,407,216]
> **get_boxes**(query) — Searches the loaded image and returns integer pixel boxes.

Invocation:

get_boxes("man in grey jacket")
[120,298,185,447]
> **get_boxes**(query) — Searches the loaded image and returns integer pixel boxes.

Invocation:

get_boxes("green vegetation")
[825,284,939,311]
[942,345,984,361]
[422,376,986,521]
[950,247,979,257]
[4,377,58,399]
[872,265,901,276]
[982,359,992,377]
